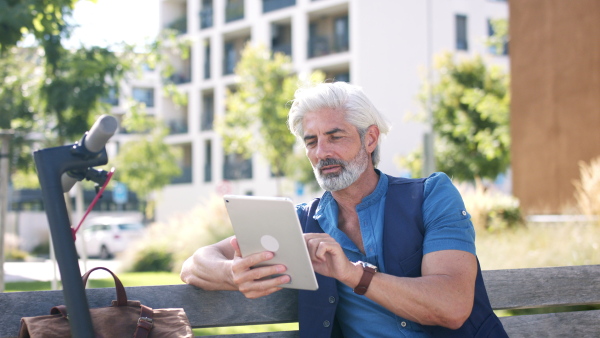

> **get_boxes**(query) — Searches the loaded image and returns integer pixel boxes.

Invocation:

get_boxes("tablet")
[223,195,319,291]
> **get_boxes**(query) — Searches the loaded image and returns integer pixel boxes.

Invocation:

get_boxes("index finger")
[230,237,276,270]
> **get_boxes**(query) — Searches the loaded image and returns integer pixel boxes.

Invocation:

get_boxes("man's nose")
[314,140,332,160]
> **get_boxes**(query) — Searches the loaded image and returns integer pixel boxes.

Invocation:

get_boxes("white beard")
[313,146,369,192]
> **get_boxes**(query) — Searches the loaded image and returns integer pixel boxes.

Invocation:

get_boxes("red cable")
[71,167,115,241]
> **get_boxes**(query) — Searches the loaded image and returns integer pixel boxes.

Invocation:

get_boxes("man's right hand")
[229,237,291,299]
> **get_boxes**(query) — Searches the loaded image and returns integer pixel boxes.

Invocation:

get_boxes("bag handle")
[81,266,128,306]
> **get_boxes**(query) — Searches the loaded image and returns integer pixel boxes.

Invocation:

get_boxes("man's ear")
[365,125,380,153]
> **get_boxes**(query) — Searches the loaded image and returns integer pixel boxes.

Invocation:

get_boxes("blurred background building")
[117,0,508,221]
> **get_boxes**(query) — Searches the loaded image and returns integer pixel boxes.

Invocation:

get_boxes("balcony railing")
[263,0,295,13]
[272,43,292,57]
[169,72,191,85]
[168,118,189,135]
[200,7,213,29]
[308,34,349,58]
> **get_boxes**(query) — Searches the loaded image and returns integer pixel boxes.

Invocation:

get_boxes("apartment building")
[148,0,508,221]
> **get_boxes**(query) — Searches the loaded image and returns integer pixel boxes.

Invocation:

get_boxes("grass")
[4,271,184,292]
[476,221,600,270]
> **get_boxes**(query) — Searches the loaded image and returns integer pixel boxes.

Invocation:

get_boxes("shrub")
[31,241,50,257]
[131,247,174,272]
[457,183,523,232]
[120,194,234,273]
[573,156,600,220]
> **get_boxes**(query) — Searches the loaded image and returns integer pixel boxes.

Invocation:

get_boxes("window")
[224,42,236,75]
[201,92,214,131]
[225,0,244,23]
[204,140,212,182]
[455,14,468,51]
[271,23,292,56]
[200,0,213,29]
[334,15,349,52]
[204,39,211,79]
[263,0,295,13]
[132,87,154,107]
[223,153,252,180]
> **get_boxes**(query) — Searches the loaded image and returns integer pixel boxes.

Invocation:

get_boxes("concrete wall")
[510,0,600,214]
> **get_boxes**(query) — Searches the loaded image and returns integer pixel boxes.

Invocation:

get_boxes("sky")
[66,0,160,49]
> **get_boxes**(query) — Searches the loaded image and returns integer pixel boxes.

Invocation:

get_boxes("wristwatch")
[353,261,378,295]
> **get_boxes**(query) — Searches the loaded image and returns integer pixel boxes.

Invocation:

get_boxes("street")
[3,259,121,283]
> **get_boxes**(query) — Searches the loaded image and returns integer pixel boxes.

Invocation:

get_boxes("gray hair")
[287,82,391,166]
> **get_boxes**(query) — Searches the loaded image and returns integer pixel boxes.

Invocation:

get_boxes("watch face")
[360,261,378,272]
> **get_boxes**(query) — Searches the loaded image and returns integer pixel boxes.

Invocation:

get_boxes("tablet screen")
[224,195,319,291]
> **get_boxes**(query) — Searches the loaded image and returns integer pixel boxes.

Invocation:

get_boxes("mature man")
[180,82,507,337]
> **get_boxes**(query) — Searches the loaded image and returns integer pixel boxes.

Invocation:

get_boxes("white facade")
[152,0,508,222]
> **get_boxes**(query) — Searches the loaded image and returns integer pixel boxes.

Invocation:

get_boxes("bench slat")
[201,332,298,338]
[2,265,600,337]
[500,309,600,338]
[483,265,600,310]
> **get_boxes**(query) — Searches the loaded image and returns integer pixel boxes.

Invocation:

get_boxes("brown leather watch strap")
[353,265,376,295]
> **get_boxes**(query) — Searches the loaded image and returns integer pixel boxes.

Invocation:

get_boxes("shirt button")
[323,320,330,327]
[401,321,407,328]
[462,210,467,216]
[328,296,336,304]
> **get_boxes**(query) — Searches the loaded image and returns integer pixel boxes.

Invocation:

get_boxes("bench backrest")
[1,265,599,338]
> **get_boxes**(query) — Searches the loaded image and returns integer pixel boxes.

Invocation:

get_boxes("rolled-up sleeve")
[422,172,476,256]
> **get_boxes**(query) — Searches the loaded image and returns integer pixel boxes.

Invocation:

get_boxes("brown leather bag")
[18,267,193,338]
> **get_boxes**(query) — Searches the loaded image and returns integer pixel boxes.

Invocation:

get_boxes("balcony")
[223,154,252,180]
[263,0,295,13]
[308,35,349,58]
[308,15,349,58]
[167,16,187,35]
[225,0,244,23]
[168,72,191,85]
[132,88,155,108]
[168,118,189,135]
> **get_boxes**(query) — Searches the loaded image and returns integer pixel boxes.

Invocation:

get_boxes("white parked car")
[75,217,145,259]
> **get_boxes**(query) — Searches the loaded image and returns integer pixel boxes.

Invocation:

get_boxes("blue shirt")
[297,171,475,337]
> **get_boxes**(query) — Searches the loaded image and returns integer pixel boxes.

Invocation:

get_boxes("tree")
[0,0,134,182]
[217,44,324,194]
[112,105,182,221]
[400,52,510,184]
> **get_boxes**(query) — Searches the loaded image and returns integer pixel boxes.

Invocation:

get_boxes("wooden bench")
[1,265,599,337]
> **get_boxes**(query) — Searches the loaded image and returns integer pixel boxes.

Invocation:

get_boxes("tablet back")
[224,195,318,291]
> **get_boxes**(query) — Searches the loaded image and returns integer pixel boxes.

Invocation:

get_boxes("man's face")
[302,108,370,191]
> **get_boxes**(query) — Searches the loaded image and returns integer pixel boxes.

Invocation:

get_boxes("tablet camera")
[260,234,280,252]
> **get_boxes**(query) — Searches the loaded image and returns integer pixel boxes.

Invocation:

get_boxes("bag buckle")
[138,316,153,327]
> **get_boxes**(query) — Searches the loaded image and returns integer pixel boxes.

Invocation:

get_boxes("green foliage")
[31,241,51,257]
[486,18,509,56]
[217,44,324,193]
[131,247,174,272]
[402,52,510,183]
[0,0,79,57]
[42,45,129,142]
[112,107,182,218]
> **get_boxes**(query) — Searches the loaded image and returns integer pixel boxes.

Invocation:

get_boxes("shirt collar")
[315,169,388,217]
